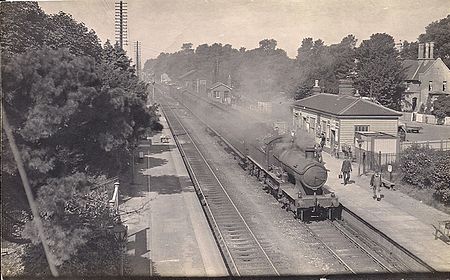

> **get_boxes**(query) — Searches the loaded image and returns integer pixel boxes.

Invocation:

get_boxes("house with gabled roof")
[402,42,450,112]
[292,80,402,155]
[208,82,234,105]
[178,69,212,95]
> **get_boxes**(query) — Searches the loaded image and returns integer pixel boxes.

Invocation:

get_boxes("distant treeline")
[144,15,450,111]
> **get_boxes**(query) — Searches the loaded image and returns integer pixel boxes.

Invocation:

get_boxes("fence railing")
[354,148,400,173]
[400,140,450,151]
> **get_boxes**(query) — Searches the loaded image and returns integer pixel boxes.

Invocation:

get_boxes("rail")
[165,90,435,274]
[160,98,280,276]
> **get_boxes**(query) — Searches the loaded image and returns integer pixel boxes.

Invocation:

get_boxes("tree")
[2,46,159,276]
[294,35,356,96]
[181,42,194,53]
[399,40,419,60]
[354,33,405,110]
[21,173,121,275]
[0,2,102,60]
[418,15,450,67]
[258,39,277,52]
[2,3,162,274]
[432,95,450,123]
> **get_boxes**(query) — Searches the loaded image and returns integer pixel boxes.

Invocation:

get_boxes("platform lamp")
[113,223,128,276]
[356,138,364,176]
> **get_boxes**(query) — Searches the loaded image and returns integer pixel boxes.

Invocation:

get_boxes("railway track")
[305,220,390,274]
[159,87,435,274]
[160,99,280,276]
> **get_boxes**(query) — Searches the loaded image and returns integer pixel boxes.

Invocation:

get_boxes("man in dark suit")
[341,158,352,185]
[320,132,326,148]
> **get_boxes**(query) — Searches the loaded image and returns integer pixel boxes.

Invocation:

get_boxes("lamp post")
[357,138,364,176]
[113,223,128,276]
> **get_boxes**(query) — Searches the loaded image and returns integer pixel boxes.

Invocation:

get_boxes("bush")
[432,152,450,205]
[400,145,435,188]
[401,145,450,205]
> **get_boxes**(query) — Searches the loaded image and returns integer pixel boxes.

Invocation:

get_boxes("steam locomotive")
[245,139,339,222]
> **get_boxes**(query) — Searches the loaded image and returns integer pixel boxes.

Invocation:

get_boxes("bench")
[160,135,170,143]
[432,221,450,244]
[381,178,395,190]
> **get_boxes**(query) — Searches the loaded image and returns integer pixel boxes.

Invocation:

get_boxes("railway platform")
[118,109,228,277]
[322,152,450,272]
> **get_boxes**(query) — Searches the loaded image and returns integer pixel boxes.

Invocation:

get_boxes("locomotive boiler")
[246,140,339,222]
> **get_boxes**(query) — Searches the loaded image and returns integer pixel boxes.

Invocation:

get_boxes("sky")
[39,0,450,62]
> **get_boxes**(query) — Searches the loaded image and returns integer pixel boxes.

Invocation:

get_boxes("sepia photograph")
[1,0,450,279]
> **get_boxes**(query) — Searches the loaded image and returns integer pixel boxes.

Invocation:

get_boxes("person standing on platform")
[320,132,326,148]
[341,158,352,185]
[370,171,382,201]
[314,144,323,163]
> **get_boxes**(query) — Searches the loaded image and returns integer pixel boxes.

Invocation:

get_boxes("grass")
[394,180,450,215]
[378,170,450,215]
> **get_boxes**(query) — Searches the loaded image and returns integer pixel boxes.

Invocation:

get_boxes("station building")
[292,80,402,156]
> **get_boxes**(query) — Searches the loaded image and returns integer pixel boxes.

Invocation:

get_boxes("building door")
[412,97,417,111]
[331,130,336,149]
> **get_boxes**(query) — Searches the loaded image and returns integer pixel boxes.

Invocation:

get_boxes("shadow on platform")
[122,175,193,197]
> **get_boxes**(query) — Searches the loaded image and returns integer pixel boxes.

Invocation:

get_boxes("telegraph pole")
[133,41,142,79]
[115,1,128,49]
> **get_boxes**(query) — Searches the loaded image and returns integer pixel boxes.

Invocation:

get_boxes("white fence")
[411,113,450,125]
[400,139,450,151]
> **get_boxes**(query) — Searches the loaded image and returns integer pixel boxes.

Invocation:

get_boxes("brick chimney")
[312,79,321,94]
[418,43,425,59]
[425,42,430,59]
[338,79,354,96]
[430,42,434,59]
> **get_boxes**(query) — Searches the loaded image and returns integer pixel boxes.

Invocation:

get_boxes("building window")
[321,120,327,133]
[200,80,206,85]
[214,91,220,98]
[354,125,369,132]
[444,81,447,91]
[429,81,433,91]
[310,117,316,134]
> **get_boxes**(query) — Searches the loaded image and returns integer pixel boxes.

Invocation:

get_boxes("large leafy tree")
[419,15,450,67]
[1,2,160,275]
[2,46,150,275]
[354,33,405,110]
[399,40,419,60]
[0,2,102,60]
[432,95,450,120]
[294,35,356,98]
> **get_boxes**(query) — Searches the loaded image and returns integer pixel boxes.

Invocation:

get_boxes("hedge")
[400,144,450,205]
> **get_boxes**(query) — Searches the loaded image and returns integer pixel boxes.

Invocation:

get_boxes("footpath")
[119,110,227,277]
[322,152,450,271]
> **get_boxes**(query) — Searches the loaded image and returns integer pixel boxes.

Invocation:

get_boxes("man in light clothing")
[370,171,382,201]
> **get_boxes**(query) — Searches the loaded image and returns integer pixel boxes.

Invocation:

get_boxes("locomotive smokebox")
[275,149,328,191]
